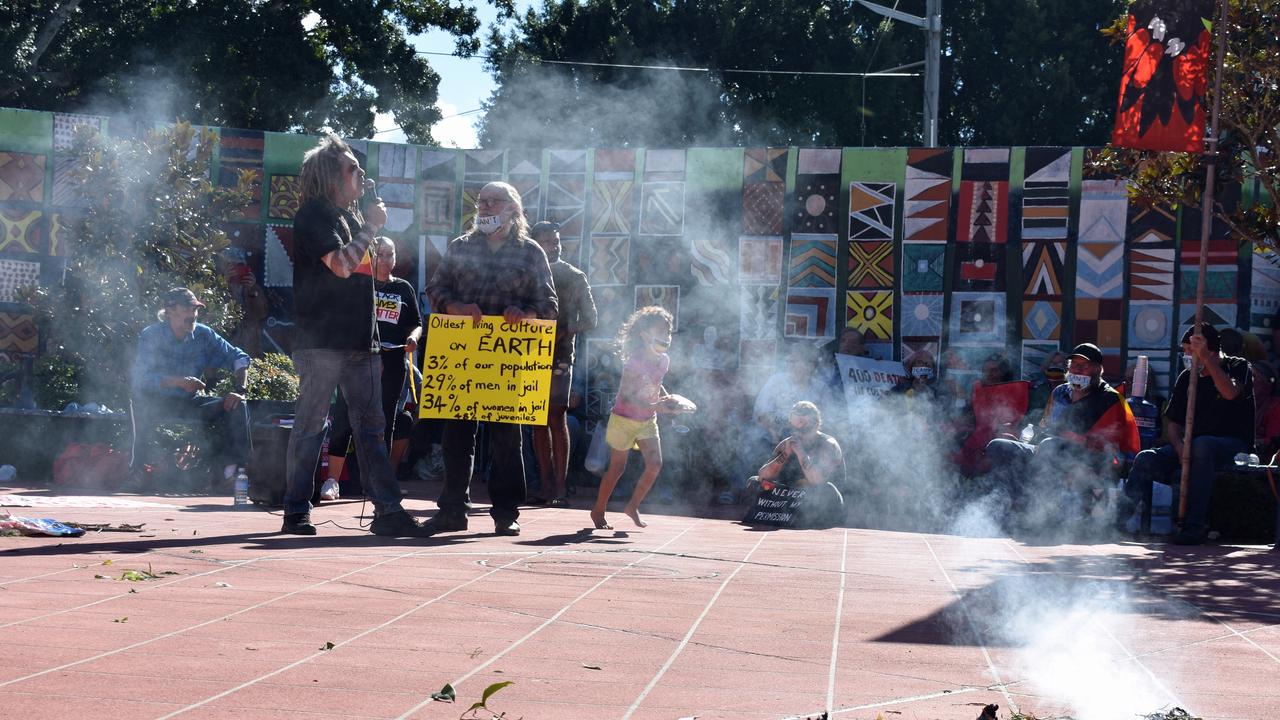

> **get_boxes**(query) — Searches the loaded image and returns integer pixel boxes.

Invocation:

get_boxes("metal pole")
[924,0,942,147]
[1178,0,1229,524]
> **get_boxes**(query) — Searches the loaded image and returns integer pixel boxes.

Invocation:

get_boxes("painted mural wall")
[1,107,1277,406]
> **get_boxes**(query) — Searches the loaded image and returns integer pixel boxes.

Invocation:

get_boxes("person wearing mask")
[423,182,558,537]
[744,401,846,529]
[1123,323,1254,545]
[526,221,596,508]
[982,343,1140,526]
[281,134,430,537]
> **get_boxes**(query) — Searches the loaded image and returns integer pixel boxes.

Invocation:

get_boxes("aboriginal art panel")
[0,105,1272,401]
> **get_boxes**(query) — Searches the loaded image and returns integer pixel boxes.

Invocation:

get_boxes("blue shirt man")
[131,287,252,483]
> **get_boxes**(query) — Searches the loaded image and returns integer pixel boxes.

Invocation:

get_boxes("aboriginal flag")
[1112,0,1214,153]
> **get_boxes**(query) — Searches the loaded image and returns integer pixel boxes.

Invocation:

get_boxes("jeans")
[132,393,251,469]
[285,349,404,517]
[1124,436,1247,531]
[439,419,526,523]
[984,436,1108,513]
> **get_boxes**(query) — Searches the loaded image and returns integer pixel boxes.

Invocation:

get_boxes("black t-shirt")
[374,277,422,348]
[292,199,375,351]
[1164,355,1254,446]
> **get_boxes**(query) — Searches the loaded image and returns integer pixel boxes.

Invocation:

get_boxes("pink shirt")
[611,352,670,420]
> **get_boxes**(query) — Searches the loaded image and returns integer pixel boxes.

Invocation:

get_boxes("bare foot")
[590,511,612,530]
[624,507,647,528]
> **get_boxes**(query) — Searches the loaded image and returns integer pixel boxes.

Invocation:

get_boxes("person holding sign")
[745,401,846,529]
[423,182,558,537]
[527,221,597,508]
[591,306,691,530]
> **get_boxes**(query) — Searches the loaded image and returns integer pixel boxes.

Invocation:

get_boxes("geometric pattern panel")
[847,240,894,289]
[0,208,44,254]
[267,174,300,220]
[784,287,837,339]
[263,225,293,288]
[0,311,38,354]
[793,149,841,234]
[591,180,635,235]
[1074,298,1125,375]
[218,128,264,221]
[848,182,896,241]
[1022,241,1065,299]
[1130,246,1177,301]
[0,258,40,301]
[901,243,945,292]
[588,235,630,287]
[956,180,1009,244]
[1021,299,1062,341]
[1078,179,1128,245]
[904,148,951,243]
[740,284,781,340]
[1128,301,1174,349]
[739,235,783,285]
[900,293,944,337]
[845,290,893,340]
[639,181,685,236]
[0,152,45,203]
[545,149,588,239]
[954,242,1004,292]
[1178,302,1238,331]
[1021,147,1071,240]
[787,233,838,289]
[1179,268,1238,303]
[1250,250,1280,339]
[743,148,787,235]
[948,292,1007,346]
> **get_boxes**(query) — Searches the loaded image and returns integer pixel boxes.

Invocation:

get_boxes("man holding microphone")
[281,134,430,537]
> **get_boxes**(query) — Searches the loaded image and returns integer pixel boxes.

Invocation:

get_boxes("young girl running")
[591,306,688,529]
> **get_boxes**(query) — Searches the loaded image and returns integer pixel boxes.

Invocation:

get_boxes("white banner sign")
[835,353,907,403]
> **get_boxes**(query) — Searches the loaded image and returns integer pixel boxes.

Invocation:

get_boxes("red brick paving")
[1,483,1277,720]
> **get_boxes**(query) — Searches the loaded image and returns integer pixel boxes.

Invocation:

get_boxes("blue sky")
[371,1,537,148]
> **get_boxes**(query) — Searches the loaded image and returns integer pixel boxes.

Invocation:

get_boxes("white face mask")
[1065,372,1092,389]
[911,366,935,380]
[475,214,504,235]
[1183,353,1195,370]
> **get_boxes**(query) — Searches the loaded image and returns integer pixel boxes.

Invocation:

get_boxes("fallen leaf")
[582,664,602,670]
[189,549,203,554]
[101,559,113,565]
[113,617,128,623]
[214,582,231,588]
[94,574,110,579]
[319,641,335,651]
[430,683,456,702]
[128,588,137,594]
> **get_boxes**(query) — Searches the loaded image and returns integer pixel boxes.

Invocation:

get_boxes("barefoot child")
[591,306,684,529]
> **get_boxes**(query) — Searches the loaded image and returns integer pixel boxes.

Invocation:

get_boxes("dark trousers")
[132,393,251,469]
[439,420,526,523]
[1123,436,1247,532]
[984,436,1108,514]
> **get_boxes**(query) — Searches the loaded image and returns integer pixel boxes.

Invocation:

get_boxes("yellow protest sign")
[418,314,556,425]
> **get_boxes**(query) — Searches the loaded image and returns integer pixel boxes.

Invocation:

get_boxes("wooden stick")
[1178,0,1230,524]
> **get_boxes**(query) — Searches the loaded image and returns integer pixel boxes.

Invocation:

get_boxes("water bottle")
[233,468,250,507]
[1019,423,1035,443]
[1233,452,1261,467]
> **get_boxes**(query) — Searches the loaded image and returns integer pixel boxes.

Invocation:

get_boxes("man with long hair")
[424,181,557,536]
[280,134,430,537]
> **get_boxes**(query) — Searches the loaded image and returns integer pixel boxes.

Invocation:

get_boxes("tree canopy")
[0,0,493,143]
[479,0,1125,148]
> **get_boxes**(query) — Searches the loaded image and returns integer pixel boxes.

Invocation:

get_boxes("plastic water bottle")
[1019,423,1035,443]
[1234,452,1261,467]
[233,468,250,507]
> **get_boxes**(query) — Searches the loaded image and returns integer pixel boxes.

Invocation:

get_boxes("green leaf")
[430,683,456,702]
[480,680,513,705]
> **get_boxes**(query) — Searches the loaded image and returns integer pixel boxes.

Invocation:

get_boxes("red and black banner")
[1112,0,1215,153]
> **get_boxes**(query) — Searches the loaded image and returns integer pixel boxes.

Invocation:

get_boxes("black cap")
[1068,343,1104,365]
[1179,322,1221,351]
[162,287,205,309]
[530,220,559,237]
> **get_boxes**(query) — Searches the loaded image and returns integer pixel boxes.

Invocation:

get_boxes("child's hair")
[617,305,674,361]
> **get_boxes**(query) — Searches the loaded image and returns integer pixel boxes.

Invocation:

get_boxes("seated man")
[130,287,252,486]
[746,401,846,529]
[1123,323,1254,545]
[983,343,1140,526]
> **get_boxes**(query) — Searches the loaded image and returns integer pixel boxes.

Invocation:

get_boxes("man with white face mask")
[981,343,1140,529]
[424,182,558,537]
[1122,323,1254,544]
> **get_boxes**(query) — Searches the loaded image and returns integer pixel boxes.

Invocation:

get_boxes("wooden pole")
[1178,0,1230,524]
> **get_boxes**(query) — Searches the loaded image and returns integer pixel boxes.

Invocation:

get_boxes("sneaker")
[547,497,570,508]
[494,520,521,536]
[369,510,435,538]
[319,478,340,501]
[281,513,317,536]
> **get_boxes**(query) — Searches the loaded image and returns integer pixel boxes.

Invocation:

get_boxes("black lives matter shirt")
[292,199,375,351]
[1164,354,1255,447]
[374,277,421,348]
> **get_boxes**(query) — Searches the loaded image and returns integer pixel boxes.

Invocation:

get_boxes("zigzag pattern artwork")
[787,233,837,288]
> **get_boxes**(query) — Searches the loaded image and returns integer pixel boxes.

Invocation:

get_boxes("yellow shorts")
[605,412,659,451]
